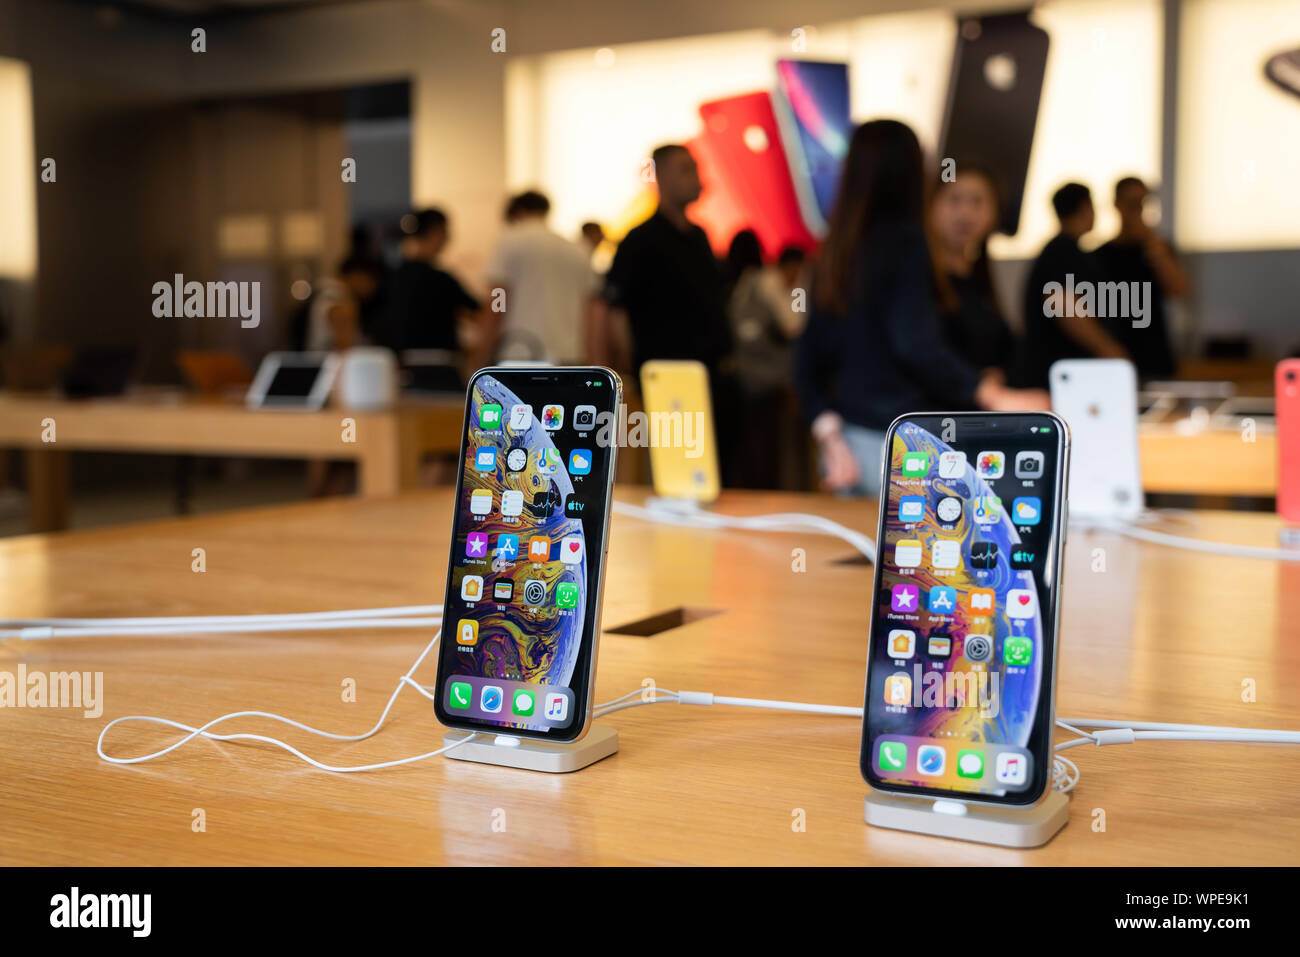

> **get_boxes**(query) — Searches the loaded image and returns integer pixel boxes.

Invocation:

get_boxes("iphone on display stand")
[1276,359,1300,525]
[639,360,721,503]
[860,411,1070,819]
[1050,358,1144,522]
[433,367,622,745]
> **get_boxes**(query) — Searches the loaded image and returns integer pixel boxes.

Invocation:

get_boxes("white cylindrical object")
[337,347,397,409]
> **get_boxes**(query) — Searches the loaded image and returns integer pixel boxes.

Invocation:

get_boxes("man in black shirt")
[1095,176,1188,380]
[384,208,480,364]
[1020,183,1128,388]
[599,145,732,374]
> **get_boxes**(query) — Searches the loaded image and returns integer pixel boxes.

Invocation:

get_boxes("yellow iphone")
[639,360,720,502]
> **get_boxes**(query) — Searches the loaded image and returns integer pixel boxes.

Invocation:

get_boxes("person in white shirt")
[481,191,600,365]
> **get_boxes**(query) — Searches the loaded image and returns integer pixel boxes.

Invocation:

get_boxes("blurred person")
[1094,176,1188,379]
[597,143,737,481]
[580,221,606,254]
[597,144,732,374]
[383,208,481,376]
[724,231,807,488]
[929,166,1019,382]
[306,255,381,352]
[795,120,1049,497]
[1019,183,1128,388]
[481,190,599,365]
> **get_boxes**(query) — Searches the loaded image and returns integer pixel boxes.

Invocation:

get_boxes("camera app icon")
[1015,451,1044,479]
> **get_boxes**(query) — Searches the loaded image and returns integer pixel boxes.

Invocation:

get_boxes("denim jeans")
[835,424,888,498]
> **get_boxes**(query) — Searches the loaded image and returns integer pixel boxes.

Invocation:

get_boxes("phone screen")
[860,413,1068,805]
[434,368,621,741]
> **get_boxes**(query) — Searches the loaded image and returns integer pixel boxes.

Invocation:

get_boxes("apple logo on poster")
[984,52,1017,92]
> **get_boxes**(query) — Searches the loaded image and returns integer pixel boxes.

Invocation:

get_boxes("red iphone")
[696,92,818,257]
[1277,359,1300,523]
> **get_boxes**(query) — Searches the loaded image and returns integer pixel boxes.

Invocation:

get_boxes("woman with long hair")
[930,165,1019,381]
[794,120,1047,496]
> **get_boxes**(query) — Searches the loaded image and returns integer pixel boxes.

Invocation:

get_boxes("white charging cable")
[612,499,877,561]
[1081,517,1300,562]
[4,605,444,640]
[97,627,478,772]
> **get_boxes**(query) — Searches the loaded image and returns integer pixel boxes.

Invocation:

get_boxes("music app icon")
[996,751,1028,786]
[544,693,569,723]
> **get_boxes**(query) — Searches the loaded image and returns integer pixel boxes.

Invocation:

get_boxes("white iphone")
[1049,359,1143,522]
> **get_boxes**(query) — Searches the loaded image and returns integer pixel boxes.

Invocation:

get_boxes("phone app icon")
[506,448,528,471]
[878,741,908,772]
[901,452,929,477]
[544,693,569,722]
[480,685,504,714]
[996,751,1028,786]
[928,586,957,614]
[890,584,920,613]
[898,496,925,522]
[931,539,960,569]
[465,531,489,558]
[460,575,484,602]
[957,749,985,778]
[883,672,912,706]
[455,620,478,647]
[559,534,583,564]
[917,745,946,776]
[927,633,953,658]
[970,541,999,569]
[939,450,967,479]
[495,533,519,560]
[568,449,592,476]
[523,579,546,606]
[512,689,536,716]
[968,588,996,614]
[478,403,502,430]
[1007,589,1036,618]
[1012,497,1042,525]
[1004,635,1033,666]
[976,450,1005,479]
[542,404,564,430]
[963,634,993,663]
[449,681,472,708]
[508,404,531,431]
[886,628,915,659]
[470,489,492,515]
[936,496,962,524]
[1015,451,1044,479]
[492,579,514,602]
[474,447,496,472]
[537,447,561,474]
[973,495,1003,525]
[556,582,579,609]
[894,539,922,568]
[573,405,597,431]
[500,489,524,516]
[1010,546,1037,569]
[528,536,551,562]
